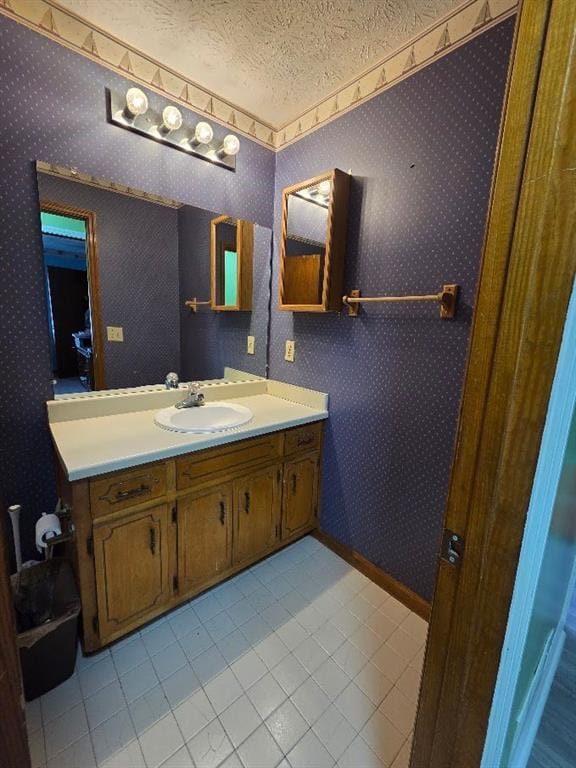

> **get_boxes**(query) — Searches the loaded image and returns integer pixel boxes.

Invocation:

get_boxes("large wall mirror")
[35,163,272,397]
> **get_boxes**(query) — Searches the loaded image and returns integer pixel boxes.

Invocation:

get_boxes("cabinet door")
[178,483,233,594]
[282,455,319,539]
[234,465,281,565]
[93,504,171,641]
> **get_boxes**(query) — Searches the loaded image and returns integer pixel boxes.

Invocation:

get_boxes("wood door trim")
[40,200,106,390]
[412,0,576,765]
[313,530,431,621]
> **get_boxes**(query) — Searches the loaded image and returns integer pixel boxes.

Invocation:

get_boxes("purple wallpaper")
[269,19,515,601]
[0,14,275,560]
[178,206,272,379]
[37,173,181,389]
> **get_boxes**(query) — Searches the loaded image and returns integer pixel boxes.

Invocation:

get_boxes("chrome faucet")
[164,372,179,389]
[176,382,205,409]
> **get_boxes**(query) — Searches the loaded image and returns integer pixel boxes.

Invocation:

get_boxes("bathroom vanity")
[48,380,328,652]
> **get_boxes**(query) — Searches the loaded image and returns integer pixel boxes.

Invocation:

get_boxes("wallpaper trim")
[0,0,516,150]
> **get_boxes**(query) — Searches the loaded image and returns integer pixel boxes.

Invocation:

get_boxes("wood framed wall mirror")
[210,215,254,311]
[278,168,350,312]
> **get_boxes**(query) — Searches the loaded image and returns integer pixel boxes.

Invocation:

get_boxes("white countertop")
[48,381,328,481]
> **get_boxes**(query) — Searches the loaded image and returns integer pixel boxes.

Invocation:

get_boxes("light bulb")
[221,134,240,156]
[318,179,331,195]
[194,121,213,145]
[162,105,183,132]
[124,87,148,117]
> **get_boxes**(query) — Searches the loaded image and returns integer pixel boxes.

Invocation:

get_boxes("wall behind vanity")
[0,13,275,557]
[269,19,515,601]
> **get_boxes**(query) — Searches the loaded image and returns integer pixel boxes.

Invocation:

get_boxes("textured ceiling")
[56,0,464,128]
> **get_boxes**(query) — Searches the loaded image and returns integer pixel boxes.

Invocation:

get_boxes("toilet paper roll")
[35,513,62,553]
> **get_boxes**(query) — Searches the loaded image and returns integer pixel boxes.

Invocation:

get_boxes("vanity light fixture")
[107,88,237,171]
[160,105,183,134]
[191,121,214,146]
[219,134,241,157]
[124,87,148,119]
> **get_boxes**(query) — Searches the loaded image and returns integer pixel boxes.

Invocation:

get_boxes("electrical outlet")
[107,326,124,342]
[247,335,255,355]
[285,339,295,362]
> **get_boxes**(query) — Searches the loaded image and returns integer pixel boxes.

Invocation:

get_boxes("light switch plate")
[285,339,295,362]
[247,335,255,355]
[107,326,124,342]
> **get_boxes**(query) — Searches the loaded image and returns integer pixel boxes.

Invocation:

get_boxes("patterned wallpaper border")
[0,0,517,151]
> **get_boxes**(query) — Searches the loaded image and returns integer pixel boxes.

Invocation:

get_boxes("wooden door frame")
[40,200,106,390]
[412,0,576,765]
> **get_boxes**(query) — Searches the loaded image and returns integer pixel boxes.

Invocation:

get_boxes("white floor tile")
[360,709,405,766]
[354,663,394,707]
[129,684,172,736]
[162,664,202,708]
[217,628,253,664]
[98,739,146,768]
[313,704,357,761]
[79,656,118,699]
[240,615,271,646]
[138,712,184,768]
[219,694,262,748]
[179,625,214,661]
[191,644,229,686]
[45,701,88,759]
[277,618,309,651]
[338,735,385,768]
[194,594,225,624]
[271,654,309,696]
[25,698,42,737]
[334,682,376,731]
[41,673,83,725]
[291,677,331,726]
[246,672,287,719]
[395,665,422,704]
[236,723,283,768]
[204,668,243,714]
[365,611,398,642]
[386,629,422,662]
[85,679,127,730]
[231,649,268,690]
[312,622,346,655]
[253,633,290,669]
[168,607,201,640]
[333,640,369,678]
[173,688,216,742]
[227,596,257,627]
[159,744,195,768]
[219,750,243,768]
[378,688,418,736]
[371,645,409,683]
[265,699,308,754]
[313,657,350,699]
[120,659,159,704]
[112,637,149,677]
[390,739,412,768]
[47,732,96,768]
[28,727,46,768]
[141,622,177,657]
[293,636,329,674]
[91,707,137,766]
[187,718,234,768]
[399,614,428,645]
[379,599,410,625]
[151,641,188,682]
[213,582,244,610]
[287,728,335,768]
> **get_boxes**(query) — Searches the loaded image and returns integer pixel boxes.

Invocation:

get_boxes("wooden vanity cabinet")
[58,421,324,651]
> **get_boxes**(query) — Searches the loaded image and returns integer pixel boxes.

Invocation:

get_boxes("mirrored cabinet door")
[211,215,254,311]
[278,168,350,312]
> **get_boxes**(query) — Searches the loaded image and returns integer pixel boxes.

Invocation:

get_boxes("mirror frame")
[278,168,350,313]
[210,215,254,311]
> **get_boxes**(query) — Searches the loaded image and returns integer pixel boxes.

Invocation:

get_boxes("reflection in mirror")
[35,163,271,397]
[211,216,253,311]
[284,188,329,305]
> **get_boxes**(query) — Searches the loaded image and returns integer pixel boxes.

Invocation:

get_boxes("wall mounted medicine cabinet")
[278,168,350,312]
[211,215,254,311]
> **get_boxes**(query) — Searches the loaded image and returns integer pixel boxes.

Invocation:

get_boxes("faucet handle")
[165,372,179,389]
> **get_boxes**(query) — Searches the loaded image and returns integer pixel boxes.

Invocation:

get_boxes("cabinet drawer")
[177,433,283,491]
[284,423,323,456]
[89,463,167,519]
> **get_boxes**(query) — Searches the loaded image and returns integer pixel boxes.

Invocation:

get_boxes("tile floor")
[26,537,427,768]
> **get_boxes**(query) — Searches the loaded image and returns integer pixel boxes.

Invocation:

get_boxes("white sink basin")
[154,402,253,433]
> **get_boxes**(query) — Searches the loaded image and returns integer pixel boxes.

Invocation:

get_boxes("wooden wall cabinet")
[58,422,323,651]
[278,169,351,312]
[210,215,254,311]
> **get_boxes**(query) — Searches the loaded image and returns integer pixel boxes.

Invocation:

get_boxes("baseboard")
[312,529,431,621]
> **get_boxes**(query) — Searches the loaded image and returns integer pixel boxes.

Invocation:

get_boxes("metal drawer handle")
[219,501,226,526]
[116,483,151,501]
[244,491,250,514]
[149,526,156,555]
